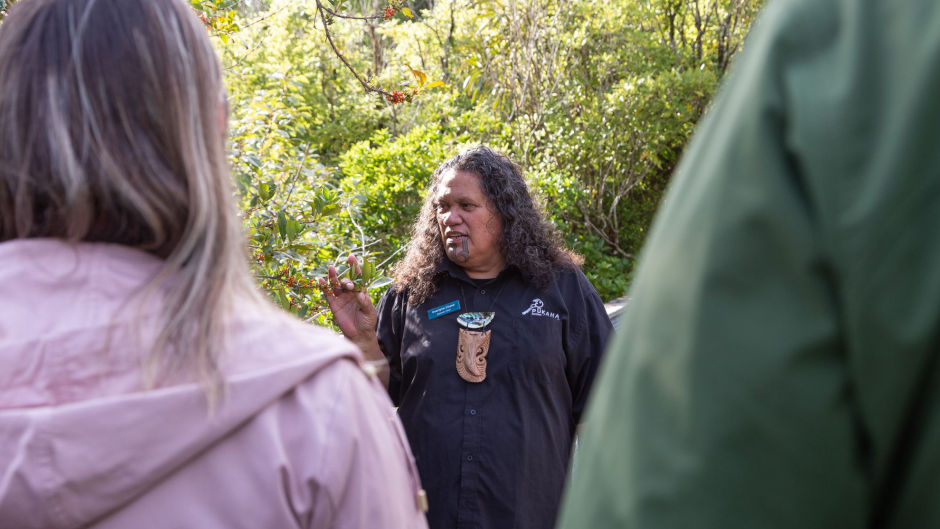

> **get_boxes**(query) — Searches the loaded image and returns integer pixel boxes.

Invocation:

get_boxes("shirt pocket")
[510,314,566,381]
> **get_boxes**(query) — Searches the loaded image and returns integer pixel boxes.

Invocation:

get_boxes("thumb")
[356,290,373,310]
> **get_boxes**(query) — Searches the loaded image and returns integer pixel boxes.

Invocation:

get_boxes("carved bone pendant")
[456,328,490,383]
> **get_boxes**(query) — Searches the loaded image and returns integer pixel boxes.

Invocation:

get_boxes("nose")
[441,210,462,226]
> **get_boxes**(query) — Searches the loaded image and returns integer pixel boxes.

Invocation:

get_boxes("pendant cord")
[459,277,509,316]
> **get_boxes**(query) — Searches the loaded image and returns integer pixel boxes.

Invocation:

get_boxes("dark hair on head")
[392,145,581,304]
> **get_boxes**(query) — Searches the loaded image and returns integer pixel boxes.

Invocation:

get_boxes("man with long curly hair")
[323,145,613,529]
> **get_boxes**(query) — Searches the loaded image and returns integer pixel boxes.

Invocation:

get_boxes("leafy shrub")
[338,125,463,258]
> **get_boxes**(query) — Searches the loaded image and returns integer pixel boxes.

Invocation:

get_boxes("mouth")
[444,233,467,245]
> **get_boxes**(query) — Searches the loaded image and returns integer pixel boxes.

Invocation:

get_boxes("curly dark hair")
[392,145,581,304]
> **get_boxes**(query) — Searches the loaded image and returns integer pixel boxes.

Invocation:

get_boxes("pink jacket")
[0,239,429,529]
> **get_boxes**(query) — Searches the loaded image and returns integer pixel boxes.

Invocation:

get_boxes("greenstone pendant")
[457,312,495,329]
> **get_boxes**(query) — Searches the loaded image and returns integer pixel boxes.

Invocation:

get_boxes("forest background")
[0,0,764,325]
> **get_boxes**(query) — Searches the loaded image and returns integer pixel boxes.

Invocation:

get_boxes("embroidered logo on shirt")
[521,298,560,320]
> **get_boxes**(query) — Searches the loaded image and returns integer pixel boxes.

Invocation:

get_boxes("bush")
[338,125,463,258]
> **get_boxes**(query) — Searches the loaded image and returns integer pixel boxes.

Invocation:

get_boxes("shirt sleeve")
[375,286,406,405]
[557,2,867,528]
[563,269,614,426]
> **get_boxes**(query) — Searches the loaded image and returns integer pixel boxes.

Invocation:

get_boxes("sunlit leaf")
[401,7,413,18]
[321,204,341,216]
[409,67,427,88]
[361,260,377,284]
[258,182,276,202]
[368,277,393,290]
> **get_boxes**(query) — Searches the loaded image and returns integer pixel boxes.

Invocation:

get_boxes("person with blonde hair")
[0,0,428,527]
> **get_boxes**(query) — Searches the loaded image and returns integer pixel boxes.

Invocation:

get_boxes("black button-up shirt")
[376,261,612,529]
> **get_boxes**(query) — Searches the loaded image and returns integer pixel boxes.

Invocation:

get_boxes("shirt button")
[466,455,473,461]
[469,409,477,415]
[480,289,486,295]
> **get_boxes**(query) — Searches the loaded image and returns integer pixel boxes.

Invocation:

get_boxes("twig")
[224,37,267,72]
[279,143,312,209]
[318,2,386,21]
[305,308,332,322]
[344,201,368,257]
[240,4,289,29]
[255,274,321,290]
[375,244,405,270]
[580,210,634,260]
[314,0,394,97]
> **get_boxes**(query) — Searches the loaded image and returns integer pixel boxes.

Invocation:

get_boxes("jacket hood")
[0,239,357,528]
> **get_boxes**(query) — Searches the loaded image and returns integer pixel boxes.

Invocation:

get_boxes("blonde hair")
[0,0,260,397]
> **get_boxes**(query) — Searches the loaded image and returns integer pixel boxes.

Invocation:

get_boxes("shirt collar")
[438,258,517,286]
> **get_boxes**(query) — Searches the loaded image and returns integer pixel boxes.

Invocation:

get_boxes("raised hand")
[319,255,380,355]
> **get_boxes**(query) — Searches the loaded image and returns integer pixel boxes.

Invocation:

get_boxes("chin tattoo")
[457,239,471,262]
[446,239,472,263]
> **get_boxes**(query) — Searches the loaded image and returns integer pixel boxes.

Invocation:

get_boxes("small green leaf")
[425,80,446,89]
[286,219,302,241]
[368,276,393,290]
[401,6,413,18]
[274,289,288,307]
[320,204,341,216]
[277,211,287,239]
[361,260,377,284]
[245,154,262,168]
[258,181,276,201]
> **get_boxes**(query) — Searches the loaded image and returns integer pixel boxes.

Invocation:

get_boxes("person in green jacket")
[557,0,940,527]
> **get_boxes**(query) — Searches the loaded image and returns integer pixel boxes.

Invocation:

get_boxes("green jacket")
[557,0,940,527]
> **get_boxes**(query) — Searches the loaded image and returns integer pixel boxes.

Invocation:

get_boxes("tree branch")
[279,143,312,210]
[318,2,387,21]
[315,0,394,97]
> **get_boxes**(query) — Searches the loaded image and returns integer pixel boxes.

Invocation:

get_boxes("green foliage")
[531,66,718,299]
[189,0,240,41]
[219,2,397,322]
[376,0,756,300]
[211,0,764,309]
[338,125,461,257]
[221,3,384,159]
[0,0,765,312]
[0,0,13,23]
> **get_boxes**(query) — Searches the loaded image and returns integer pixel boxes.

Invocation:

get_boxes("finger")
[348,254,361,276]
[327,265,340,288]
[356,290,373,310]
[317,277,333,298]
[341,278,355,291]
